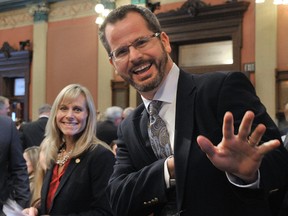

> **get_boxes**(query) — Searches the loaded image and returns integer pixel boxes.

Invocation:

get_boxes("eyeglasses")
[109,32,160,62]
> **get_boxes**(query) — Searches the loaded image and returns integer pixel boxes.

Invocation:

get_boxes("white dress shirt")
[142,63,259,189]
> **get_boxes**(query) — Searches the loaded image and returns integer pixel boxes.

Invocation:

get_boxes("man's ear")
[109,58,114,66]
[160,32,172,53]
[109,59,118,74]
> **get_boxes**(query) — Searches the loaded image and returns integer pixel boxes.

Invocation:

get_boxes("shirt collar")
[142,63,180,109]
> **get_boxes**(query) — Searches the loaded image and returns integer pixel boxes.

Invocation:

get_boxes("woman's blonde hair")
[30,138,49,207]
[24,146,40,175]
[44,84,105,168]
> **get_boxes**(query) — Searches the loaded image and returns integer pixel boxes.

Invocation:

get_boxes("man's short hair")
[105,106,123,122]
[38,104,52,115]
[0,96,8,110]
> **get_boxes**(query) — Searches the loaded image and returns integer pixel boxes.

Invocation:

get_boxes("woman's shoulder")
[82,144,115,171]
[87,144,115,160]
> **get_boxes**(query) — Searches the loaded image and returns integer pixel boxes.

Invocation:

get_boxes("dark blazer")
[40,144,115,216]
[19,117,48,149]
[106,71,288,216]
[0,116,30,209]
[96,120,118,145]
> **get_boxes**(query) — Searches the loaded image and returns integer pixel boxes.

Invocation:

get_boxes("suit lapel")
[42,167,53,213]
[47,156,82,212]
[133,108,158,163]
[174,71,197,210]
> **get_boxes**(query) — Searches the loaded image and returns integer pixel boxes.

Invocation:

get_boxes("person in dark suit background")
[0,115,30,215]
[22,84,115,216]
[19,104,51,150]
[0,96,10,116]
[96,106,123,145]
[99,5,288,216]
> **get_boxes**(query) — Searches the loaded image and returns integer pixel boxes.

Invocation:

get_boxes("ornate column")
[29,3,49,120]
[255,2,277,121]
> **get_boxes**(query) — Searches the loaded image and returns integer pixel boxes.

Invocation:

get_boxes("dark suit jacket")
[106,71,288,216]
[40,144,115,216]
[19,117,48,149]
[0,116,30,209]
[96,120,118,145]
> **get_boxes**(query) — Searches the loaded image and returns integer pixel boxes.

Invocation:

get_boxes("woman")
[23,84,115,215]
[23,146,40,198]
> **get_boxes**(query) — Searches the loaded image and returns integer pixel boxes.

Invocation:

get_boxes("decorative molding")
[157,0,209,17]
[0,42,16,58]
[48,0,96,22]
[0,0,97,29]
[0,9,33,29]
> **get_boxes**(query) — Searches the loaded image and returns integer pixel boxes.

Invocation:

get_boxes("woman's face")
[56,94,88,139]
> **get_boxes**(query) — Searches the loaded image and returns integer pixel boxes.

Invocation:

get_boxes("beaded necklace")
[56,144,73,166]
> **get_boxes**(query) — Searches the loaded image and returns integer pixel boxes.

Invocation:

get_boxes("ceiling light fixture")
[95,0,115,25]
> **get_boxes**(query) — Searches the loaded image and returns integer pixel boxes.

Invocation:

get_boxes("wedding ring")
[247,138,251,145]
[247,136,257,146]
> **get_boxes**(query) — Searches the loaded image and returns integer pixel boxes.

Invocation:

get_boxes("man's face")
[105,12,173,99]
[0,99,10,116]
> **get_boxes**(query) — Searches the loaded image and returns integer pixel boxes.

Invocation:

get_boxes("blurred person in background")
[0,96,10,116]
[30,138,49,208]
[122,106,135,119]
[23,146,40,203]
[0,115,30,215]
[96,106,123,146]
[19,104,51,150]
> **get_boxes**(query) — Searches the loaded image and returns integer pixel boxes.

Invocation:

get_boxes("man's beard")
[127,50,168,93]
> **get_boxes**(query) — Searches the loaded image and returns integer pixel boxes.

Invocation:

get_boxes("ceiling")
[0,0,65,13]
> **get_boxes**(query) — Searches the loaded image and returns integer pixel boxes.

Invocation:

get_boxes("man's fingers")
[247,124,266,147]
[238,111,254,140]
[222,112,234,140]
[257,139,280,155]
[197,135,215,157]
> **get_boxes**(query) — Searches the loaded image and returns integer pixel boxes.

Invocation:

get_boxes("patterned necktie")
[148,100,172,159]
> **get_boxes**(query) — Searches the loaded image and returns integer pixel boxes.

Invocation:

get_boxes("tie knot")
[149,100,162,116]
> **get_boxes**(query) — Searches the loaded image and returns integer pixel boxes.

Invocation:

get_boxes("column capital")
[29,2,50,22]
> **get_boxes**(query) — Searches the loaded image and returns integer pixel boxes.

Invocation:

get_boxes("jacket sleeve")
[106,121,170,216]
[8,118,30,208]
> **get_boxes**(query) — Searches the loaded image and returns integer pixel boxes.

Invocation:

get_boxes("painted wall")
[46,16,99,107]
[0,25,33,50]
[277,5,288,70]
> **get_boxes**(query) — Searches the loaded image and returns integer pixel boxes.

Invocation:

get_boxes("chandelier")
[95,0,115,25]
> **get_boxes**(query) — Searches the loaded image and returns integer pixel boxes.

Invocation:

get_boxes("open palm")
[197,111,280,183]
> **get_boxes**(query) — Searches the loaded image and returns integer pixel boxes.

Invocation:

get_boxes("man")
[99,5,288,216]
[19,104,51,150]
[122,106,135,119]
[96,106,123,145]
[0,96,10,116]
[0,116,30,215]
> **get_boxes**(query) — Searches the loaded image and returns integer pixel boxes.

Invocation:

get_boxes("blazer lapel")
[174,71,197,210]
[48,157,81,212]
[54,158,79,195]
[133,108,158,163]
[41,167,53,213]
